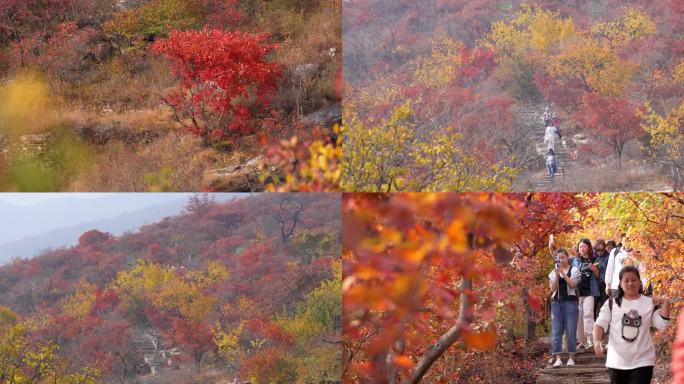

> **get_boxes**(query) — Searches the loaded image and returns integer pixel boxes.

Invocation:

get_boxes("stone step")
[572,354,606,365]
[537,375,610,384]
[541,363,606,372]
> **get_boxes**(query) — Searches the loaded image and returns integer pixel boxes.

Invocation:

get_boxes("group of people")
[542,106,562,182]
[548,234,671,384]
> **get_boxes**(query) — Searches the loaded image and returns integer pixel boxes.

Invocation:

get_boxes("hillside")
[0,0,342,192]
[342,0,684,192]
[0,193,341,383]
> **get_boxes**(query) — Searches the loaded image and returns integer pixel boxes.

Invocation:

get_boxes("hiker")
[606,240,617,255]
[549,248,581,367]
[593,266,670,384]
[551,114,561,127]
[605,236,648,299]
[547,149,557,182]
[544,125,560,151]
[574,238,600,350]
[542,106,552,126]
[594,239,610,319]
[544,125,556,151]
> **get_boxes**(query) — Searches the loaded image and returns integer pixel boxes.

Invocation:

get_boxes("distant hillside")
[0,198,186,263]
[0,193,341,384]
[0,194,243,263]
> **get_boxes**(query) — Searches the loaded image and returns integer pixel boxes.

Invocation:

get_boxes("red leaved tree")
[171,318,215,372]
[152,29,282,146]
[579,93,643,168]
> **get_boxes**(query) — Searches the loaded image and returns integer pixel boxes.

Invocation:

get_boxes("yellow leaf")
[446,219,468,251]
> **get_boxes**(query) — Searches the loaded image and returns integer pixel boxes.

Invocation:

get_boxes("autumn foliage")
[343,192,681,383]
[343,0,684,190]
[0,0,340,192]
[152,29,282,144]
[0,194,341,383]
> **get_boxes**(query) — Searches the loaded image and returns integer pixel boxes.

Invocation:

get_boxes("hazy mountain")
[0,194,188,243]
[0,194,244,264]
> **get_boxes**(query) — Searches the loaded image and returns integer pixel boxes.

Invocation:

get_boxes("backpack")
[577,258,595,296]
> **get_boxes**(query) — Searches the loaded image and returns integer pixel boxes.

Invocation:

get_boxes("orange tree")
[342,193,591,383]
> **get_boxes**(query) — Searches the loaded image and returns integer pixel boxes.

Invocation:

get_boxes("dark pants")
[608,366,653,384]
[596,281,608,319]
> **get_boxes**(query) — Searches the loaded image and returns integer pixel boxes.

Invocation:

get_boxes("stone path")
[536,338,610,384]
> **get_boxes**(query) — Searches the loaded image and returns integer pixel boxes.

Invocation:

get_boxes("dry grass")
[63,106,176,134]
[60,54,176,112]
[66,132,245,191]
[270,3,341,114]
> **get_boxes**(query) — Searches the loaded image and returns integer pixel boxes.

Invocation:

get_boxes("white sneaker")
[553,358,562,367]
[566,358,575,366]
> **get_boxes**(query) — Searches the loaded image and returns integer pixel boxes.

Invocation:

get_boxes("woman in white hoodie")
[593,266,670,384]
[605,241,648,298]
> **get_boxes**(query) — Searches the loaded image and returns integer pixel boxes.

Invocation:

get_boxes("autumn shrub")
[260,125,341,192]
[240,346,297,384]
[429,339,546,384]
[103,0,243,46]
[152,28,282,147]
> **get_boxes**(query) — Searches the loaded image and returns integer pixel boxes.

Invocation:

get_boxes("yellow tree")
[413,128,518,192]
[61,281,97,320]
[0,306,99,384]
[591,7,656,49]
[482,5,574,99]
[547,36,638,96]
[111,259,228,322]
[342,101,415,192]
[412,31,464,91]
[641,100,684,190]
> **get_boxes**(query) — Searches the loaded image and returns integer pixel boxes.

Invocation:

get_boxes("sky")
[0,193,246,263]
[0,193,244,244]
[0,193,181,206]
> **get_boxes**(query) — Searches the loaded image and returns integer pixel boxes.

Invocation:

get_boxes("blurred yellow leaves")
[446,219,468,251]
[0,72,60,137]
[0,72,95,191]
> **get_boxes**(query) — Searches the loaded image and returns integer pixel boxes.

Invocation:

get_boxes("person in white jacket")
[605,238,648,298]
[544,125,559,152]
[593,266,670,384]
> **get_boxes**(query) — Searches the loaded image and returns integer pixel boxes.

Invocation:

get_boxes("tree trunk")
[404,278,473,384]
[521,287,536,342]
